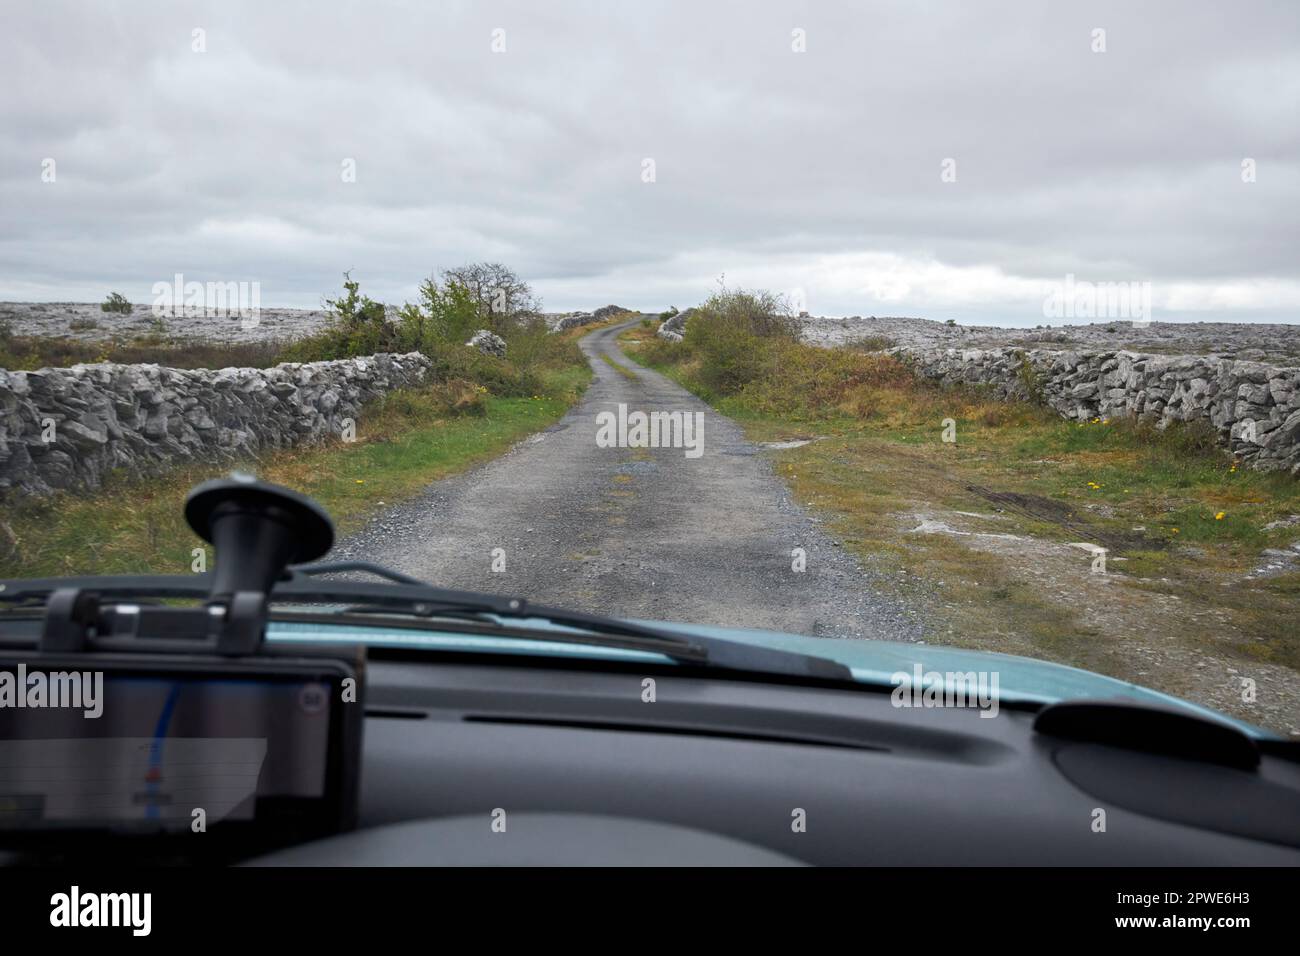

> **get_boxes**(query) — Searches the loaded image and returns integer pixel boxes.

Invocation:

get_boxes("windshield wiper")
[288,562,852,679]
[0,565,853,681]
[0,478,853,681]
[282,606,715,663]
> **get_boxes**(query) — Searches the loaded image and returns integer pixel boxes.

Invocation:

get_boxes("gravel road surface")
[335,317,923,639]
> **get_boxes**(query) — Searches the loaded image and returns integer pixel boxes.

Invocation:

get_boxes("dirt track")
[335,317,923,639]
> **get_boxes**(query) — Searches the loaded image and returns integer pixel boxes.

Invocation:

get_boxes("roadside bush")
[431,378,489,416]
[738,341,914,420]
[394,267,569,375]
[1121,416,1222,459]
[379,379,488,420]
[440,262,542,334]
[276,270,579,404]
[632,289,924,421]
[682,287,800,396]
[286,272,399,361]
[632,334,690,368]
[395,275,481,351]
[424,345,545,398]
[496,314,558,370]
[4,267,585,416]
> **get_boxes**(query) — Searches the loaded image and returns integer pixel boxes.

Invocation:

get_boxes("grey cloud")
[0,0,1296,322]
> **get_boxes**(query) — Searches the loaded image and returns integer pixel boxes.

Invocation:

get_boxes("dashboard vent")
[462,714,888,751]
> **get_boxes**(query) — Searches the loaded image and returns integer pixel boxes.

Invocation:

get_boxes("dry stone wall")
[654,310,1300,475]
[895,346,1300,474]
[0,352,431,498]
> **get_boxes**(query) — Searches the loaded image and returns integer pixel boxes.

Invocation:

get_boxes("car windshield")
[0,0,1297,746]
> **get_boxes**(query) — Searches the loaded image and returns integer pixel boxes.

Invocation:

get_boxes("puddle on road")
[615,460,659,475]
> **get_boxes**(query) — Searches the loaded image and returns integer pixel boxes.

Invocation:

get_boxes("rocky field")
[7,301,1297,362]
[0,301,627,344]
[0,301,331,343]
[802,315,1300,363]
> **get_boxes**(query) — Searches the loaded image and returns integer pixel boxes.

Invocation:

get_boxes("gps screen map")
[0,673,332,830]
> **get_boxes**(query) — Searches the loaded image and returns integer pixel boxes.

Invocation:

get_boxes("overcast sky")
[2,0,1297,324]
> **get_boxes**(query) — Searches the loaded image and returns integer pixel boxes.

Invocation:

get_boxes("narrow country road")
[336,316,922,640]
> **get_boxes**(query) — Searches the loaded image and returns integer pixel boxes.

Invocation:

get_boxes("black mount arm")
[37,472,334,656]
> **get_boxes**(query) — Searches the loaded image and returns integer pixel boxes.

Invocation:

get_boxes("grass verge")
[0,354,595,579]
[620,320,1300,733]
[599,352,639,380]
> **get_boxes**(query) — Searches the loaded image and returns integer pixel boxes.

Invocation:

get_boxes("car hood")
[268,614,1270,739]
[654,619,1269,738]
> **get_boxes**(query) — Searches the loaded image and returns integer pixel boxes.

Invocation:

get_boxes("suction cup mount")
[185,471,335,603]
[38,473,336,656]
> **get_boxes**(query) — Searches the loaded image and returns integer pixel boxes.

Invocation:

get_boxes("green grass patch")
[0,270,614,579]
[619,318,1300,684]
[0,363,592,579]
[599,352,639,380]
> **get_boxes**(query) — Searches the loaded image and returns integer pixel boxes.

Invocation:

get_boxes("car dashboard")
[237,652,1300,866]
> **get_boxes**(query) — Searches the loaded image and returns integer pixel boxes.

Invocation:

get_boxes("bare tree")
[440,262,542,331]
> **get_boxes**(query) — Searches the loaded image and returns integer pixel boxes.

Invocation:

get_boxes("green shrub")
[3,268,582,409]
[737,341,914,420]
[101,292,133,314]
[848,335,896,352]
[279,270,581,403]
[395,276,481,350]
[1125,417,1222,459]
[379,378,488,419]
[284,273,400,361]
[440,262,541,334]
[1016,352,1045,403]
[682,287,800,396]
[496,315,556,371]
[626,334,685,369]
[423,345,544,398]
